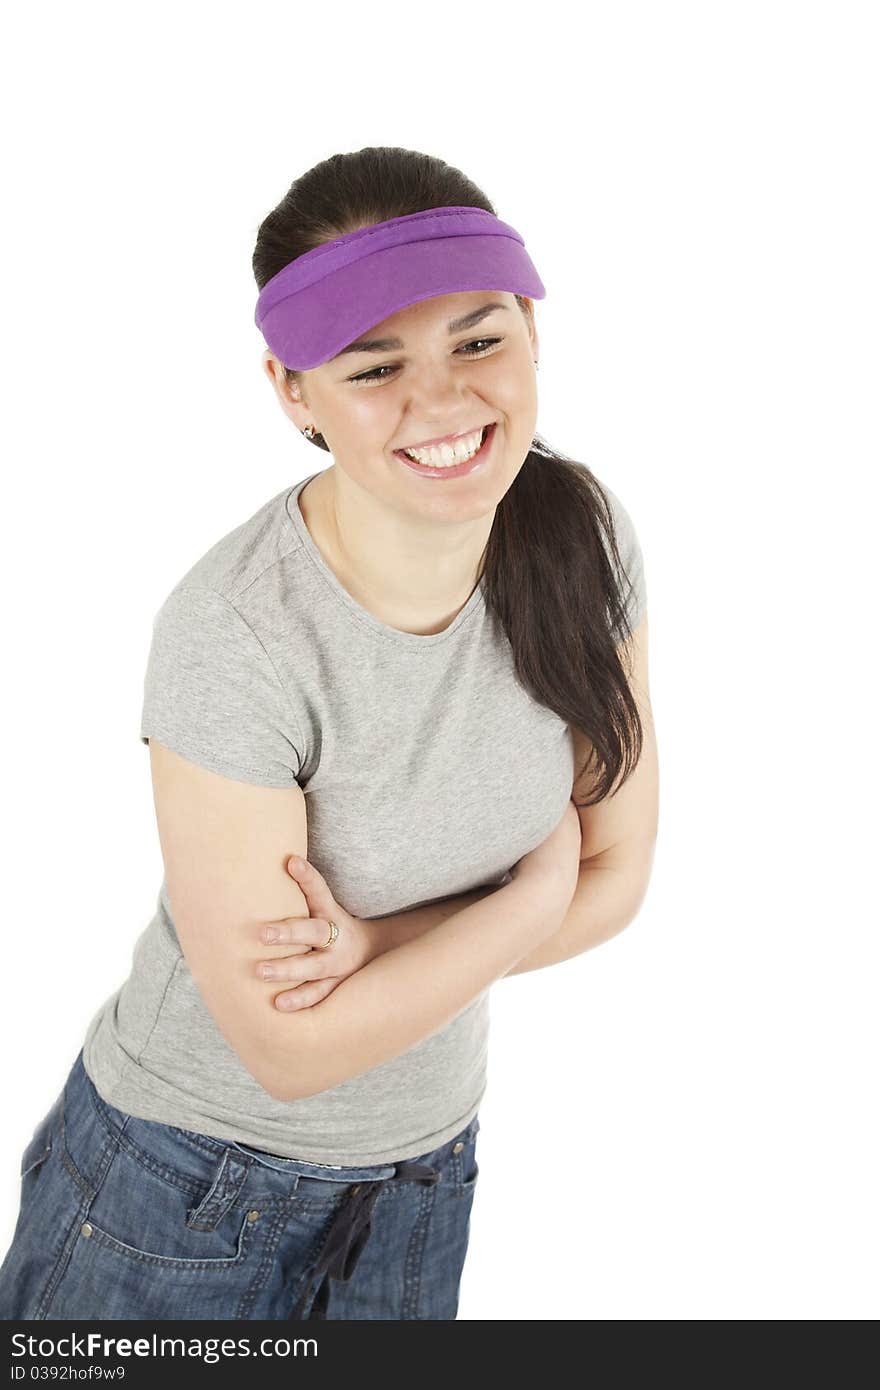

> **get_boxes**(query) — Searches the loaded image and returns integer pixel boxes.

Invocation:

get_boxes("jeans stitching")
[236,1202,291,1320]
[75,1211,256,1271]
[401,1183,436,1319]
[36,1084,131,1319]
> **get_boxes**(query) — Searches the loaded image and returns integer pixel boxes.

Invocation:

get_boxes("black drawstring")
[288,1158,441,1320]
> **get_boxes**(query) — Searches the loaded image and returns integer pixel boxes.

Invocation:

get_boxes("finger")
[286,856,338,918]
[260,917,334,948]
[275,977,342,1011]
[260,941,312,958]
[256,951,308,980]
[259,949,334,985]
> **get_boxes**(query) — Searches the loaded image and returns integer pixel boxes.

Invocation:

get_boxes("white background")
[1,0,876,1321]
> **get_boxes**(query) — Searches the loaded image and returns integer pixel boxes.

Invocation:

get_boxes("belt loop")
[186,1147,251,1231]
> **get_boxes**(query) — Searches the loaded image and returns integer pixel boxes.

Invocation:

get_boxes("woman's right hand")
[510,799,583,902]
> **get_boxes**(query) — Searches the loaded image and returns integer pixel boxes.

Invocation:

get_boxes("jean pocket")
[78,1141,257,1272]
[76,1207,255,1272]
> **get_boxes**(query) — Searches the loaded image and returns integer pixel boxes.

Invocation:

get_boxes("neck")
[310,465,492,636]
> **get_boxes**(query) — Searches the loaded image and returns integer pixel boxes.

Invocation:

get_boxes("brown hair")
[253,146,643,805]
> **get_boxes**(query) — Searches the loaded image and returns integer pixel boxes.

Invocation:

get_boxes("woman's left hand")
[256,856,374,1011]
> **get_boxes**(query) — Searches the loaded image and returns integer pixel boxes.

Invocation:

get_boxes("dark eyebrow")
[332,302,510,360]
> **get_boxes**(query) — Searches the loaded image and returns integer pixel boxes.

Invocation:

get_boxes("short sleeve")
[139,584,305,787]
[599,481,648,641]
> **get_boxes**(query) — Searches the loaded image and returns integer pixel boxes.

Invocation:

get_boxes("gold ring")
[319,920,339,950]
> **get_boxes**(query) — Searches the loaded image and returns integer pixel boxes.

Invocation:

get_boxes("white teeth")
[403,426,486,467]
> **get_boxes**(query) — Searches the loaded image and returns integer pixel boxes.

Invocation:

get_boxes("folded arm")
[147,736,577,1105]
[146,618,654,1104]
[363,840,652,978]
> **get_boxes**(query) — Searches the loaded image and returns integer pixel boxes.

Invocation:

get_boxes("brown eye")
[349,337,503,386]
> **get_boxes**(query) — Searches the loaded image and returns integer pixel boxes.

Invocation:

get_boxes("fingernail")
[288,856,302,871]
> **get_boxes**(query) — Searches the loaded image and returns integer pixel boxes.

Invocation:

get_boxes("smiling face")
[264,289,539,522]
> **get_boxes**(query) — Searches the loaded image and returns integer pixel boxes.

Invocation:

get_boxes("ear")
[261,351,315,434]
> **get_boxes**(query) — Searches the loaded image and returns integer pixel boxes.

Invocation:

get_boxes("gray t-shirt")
[82,467,647,1165]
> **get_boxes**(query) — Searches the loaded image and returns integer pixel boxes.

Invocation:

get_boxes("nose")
[402,360,479,433]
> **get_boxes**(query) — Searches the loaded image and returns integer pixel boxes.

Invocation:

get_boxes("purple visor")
[254,205,546,371]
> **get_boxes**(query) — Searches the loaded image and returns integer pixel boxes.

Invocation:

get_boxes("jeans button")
[452,1142,464,1154]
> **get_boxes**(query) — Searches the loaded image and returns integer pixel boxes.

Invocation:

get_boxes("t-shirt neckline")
[285,471,487,647]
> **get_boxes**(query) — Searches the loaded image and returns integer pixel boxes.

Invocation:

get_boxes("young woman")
[0,146,657,1321]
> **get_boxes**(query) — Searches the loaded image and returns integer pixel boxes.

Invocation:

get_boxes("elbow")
[256,1007,324,1103]
[261,1075,295,1104]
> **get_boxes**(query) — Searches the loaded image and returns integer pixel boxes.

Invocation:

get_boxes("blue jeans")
[0,1050,480,1320]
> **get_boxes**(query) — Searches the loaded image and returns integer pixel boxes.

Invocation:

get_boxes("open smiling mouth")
[394,423,497,478]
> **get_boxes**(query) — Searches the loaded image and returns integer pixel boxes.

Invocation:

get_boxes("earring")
[302,424,317,439]
[534,361,539,370]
